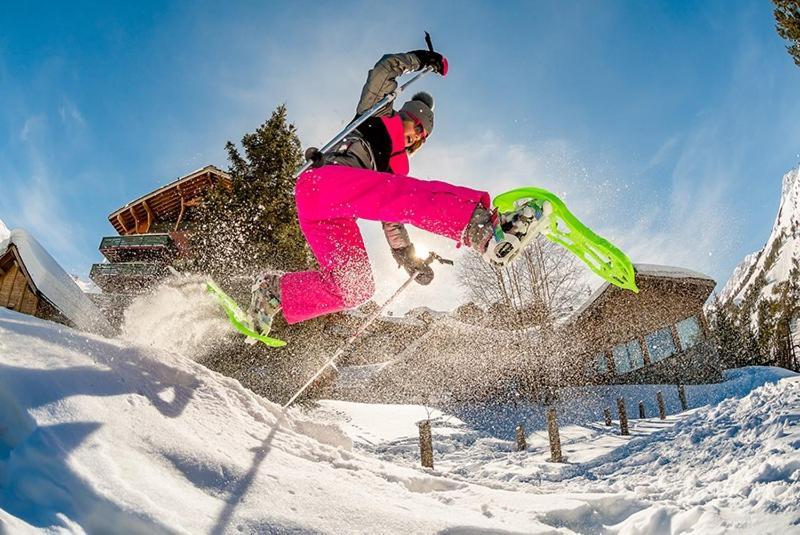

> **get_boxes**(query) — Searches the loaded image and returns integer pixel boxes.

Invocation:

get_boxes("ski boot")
[462,204,495,255]
[483,197,552,266]
[247,271,283,340]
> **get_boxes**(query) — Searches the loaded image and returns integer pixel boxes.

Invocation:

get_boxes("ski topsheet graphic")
[488,186,638,293]
[206,280,287,347]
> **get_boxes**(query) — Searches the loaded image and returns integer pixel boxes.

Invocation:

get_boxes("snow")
[720,165,800,314]
[718,250,760,306]
[1,307,799,533]
[70,275,100,295]
[0,228,111,336]
[0,218,9,242]
[120,274,231,358]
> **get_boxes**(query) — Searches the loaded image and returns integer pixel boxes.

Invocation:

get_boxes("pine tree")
[774,0,800,66]
[189,105,311,281]
[708,295,744,368]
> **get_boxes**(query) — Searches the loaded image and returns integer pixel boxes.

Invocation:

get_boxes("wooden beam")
[116,213,130,235]
[639,337,652,366]
[129,206,140,235]
[142,199,153,234]
[174,184,186,232]
[12,265,27,311]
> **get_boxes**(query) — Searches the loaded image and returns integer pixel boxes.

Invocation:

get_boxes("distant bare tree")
[458,236,588,327]
[457,236,590,399]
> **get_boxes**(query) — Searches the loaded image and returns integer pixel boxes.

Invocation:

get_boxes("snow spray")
[121,274,230,359]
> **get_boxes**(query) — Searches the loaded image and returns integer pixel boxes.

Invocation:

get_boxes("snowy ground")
[1,308,799,534]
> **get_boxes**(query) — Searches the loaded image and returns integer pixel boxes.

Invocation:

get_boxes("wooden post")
[616,398,629,435]
[603,408,612,426]
[638,401,646,419]
[547,408,563,462]
[418,420,433,469]
[678,384,688,411]
[657,391,666,420]
[515,424,527,452]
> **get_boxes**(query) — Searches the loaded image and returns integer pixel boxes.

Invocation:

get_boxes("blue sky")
[1,1,799,311]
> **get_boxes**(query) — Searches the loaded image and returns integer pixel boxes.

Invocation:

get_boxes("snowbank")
[1,307,798,533]
[0,308,636,533]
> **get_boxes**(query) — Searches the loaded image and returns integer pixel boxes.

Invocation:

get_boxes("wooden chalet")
[90,165,230,295]
[327,264,724,405]
[0,229,111,335]
[0,243,47,319]
[569,264,720,385]
[107,165,231,236]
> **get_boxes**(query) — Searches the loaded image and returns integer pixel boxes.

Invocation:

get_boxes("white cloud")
[19,115,46,141]
[1,118,89,270]
[59,98,86,128]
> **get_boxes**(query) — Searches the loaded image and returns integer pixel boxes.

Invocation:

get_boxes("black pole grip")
[425,31,434,52]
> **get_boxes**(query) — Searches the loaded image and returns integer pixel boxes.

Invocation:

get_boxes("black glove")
[411,50,448,76]
[304,147,325,168]
[391,245,434,285]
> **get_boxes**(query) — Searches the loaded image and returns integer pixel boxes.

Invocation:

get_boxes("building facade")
[569,264,720,385]
[90,165,230,326]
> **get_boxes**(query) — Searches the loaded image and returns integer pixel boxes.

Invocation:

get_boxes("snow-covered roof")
[0,229,112,335]
[571,263,715,321]
[633,263,715,282]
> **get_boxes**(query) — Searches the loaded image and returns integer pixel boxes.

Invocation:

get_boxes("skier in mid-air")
[248,49,531,334]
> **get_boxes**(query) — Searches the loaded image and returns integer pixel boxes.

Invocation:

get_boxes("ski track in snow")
[0,307,799,534]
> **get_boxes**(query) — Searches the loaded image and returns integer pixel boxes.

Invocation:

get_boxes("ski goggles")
[406,112,428,141]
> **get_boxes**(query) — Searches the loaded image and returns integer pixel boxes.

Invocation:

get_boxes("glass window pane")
[676,316,703,350]
[646,328,677,362]
[612,344,631,373]
[594,352,607,374]
[626,340,645,369]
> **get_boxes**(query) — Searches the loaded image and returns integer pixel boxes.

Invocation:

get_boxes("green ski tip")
[493,187,639,293]
[206,280,287,347]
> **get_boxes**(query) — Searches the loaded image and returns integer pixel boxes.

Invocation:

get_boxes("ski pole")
[283,251,453,408]
[295,32,437,177]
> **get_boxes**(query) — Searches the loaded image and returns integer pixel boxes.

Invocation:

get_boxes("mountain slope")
[720,165,800,311]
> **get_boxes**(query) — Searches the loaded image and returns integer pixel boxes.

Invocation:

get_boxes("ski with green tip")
[492,186,638,293]
[206,280,287,347]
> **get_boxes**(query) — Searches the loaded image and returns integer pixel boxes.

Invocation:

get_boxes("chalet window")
[611,340,644,374]
[646,327,677,362]
[626,340,645,369]
[676,316,703,350]
[593,352,608,375]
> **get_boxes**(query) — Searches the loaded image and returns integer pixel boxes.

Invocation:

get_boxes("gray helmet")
[400,92,434,136]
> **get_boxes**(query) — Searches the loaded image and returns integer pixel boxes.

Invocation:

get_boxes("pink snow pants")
[280,165,490,324]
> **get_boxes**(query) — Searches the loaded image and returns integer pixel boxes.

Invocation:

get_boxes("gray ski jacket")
[324,52,422,251]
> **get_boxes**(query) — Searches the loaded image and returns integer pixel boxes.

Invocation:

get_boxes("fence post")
[603,408,612,426]
[678,384,688,411]
[657,391,666,420]
[515,424,527,452]
[616,398,629,435]
[638,401,646,419]
[418,420,433,469]
[547,407,563,462]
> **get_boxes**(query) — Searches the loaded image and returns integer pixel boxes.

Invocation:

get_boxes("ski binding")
[486,186,638,293]
[206,280,287,348]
